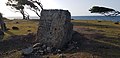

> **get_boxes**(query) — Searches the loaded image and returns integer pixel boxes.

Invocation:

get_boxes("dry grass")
[2,19,39,40]
[0,19,120,58]
[72,20,120,45]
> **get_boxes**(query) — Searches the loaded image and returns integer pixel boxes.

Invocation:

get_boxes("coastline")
[6,16,120,22]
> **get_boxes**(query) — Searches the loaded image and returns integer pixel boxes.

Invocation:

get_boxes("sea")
[72,16,120,22]
[7,16,120,22]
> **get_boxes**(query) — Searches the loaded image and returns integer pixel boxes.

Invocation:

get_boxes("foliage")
[6,0,43,18]
[22,0,43,17]
[6,0,28,19]
[89,6,120,16]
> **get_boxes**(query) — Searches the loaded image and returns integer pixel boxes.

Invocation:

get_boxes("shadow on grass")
[72,22,120,29]
[0,33,36,56]
[64,31,120,58]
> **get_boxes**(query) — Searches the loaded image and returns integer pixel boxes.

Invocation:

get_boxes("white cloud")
[41,0,61,9]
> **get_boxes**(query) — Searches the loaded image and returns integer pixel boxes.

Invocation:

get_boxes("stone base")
[37,9,73,48]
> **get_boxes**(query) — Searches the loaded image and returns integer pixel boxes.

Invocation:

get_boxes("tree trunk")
[22,14,26,19]
[20,9,26,19]
[0,13,7,32]
[1,22,7,31]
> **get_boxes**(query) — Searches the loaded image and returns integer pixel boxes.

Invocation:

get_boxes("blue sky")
[0,0,120,17]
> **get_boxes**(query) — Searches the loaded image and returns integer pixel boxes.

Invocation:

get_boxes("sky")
[0,0,120,17]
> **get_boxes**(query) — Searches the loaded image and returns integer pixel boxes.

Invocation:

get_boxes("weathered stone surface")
[36,9,73,48]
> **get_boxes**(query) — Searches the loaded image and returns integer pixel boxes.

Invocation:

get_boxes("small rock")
[57,49,61,54]
[76,47,79,49]
[46,47,52,53]
[21,47,33,55]
[59,54,66,58]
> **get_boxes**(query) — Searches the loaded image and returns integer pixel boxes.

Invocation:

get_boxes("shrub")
[98,21,102,22]
[114,22,119,24]
[27,30,31,32]
[12,26,19,30]
[15,22,19,24]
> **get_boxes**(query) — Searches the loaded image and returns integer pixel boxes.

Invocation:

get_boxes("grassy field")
[72,20,120,46]
[2,19,39,40]
[0,19,120,58]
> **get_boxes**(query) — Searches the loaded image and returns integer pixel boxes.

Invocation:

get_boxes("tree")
[6,0,43,18]
[24,0,43,17]
[89,6,120,16]
[6,0,29,19]
[0,13,7,31]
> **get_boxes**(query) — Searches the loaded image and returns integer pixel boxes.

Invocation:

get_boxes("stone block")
[36,9,73,48]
